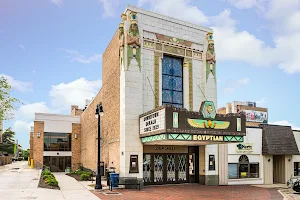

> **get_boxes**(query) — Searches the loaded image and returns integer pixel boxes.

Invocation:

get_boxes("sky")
[1,0,300,149]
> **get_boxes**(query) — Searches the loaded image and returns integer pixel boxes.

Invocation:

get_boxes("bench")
[109,177,141,191]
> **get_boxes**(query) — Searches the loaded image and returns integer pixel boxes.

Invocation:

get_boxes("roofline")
[35,113,80,118]
[124,5,213,33]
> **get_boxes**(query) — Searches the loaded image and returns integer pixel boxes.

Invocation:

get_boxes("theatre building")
[78,5,247,186]
[29,5,300,186]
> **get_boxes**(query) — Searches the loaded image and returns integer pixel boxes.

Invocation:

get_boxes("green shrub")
[69,171,77,175]
[80,173,90,181]
[43,174,54,180]
[45,177,58,187]
[42,169,51,176]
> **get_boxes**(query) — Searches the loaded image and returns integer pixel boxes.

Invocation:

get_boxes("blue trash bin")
[110,173,119,188]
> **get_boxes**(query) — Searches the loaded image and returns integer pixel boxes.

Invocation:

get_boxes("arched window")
[239,155,249,163]
[229,155,259,179]
[239,155,249,178]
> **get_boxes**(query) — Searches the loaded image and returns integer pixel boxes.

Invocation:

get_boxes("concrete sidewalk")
[53,173,100,200]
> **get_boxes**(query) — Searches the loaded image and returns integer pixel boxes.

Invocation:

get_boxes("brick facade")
[33,121,44,168]
[80,31,120,171]
[72,123,81,170]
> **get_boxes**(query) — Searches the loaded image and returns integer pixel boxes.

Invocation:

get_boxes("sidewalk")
[53,173,100,200]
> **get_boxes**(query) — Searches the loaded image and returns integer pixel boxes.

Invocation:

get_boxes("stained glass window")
[162,55,183,107]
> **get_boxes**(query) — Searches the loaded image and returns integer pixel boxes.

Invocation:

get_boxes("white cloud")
[270,120,300,130]
[99,0,119,17]
[17,102,50,121]
[224,78,249,94]
[49,78,102,110]
[64,49,102,64]
[51,0,63,7]
[256,97,267,107]
[0,74,32,92]
[141,0,300,73]
[18,44,25,51]
[12,120,33,135]
[137,0,208,24]
[226,0,266,10]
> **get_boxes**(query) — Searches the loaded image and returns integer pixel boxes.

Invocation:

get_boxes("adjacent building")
[218,101,268,127]
[30,108,81,171]
[30,5,300,187]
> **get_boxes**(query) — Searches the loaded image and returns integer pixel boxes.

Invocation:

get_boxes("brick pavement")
[92,184,284,200]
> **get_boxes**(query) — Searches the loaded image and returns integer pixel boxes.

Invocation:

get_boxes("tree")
[23,149,30,160]
[0,76,19,120]
[0,128,15,154]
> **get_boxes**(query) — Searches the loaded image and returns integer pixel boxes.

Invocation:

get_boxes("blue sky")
[1,0,300,149]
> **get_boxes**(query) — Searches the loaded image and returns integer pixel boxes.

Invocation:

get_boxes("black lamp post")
[95,102,104,189]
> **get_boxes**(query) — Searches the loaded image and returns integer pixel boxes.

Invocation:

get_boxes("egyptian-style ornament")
[119,22,125,68]
[206,33,216,83]
[127,11,141,70]
[187,101,230,129]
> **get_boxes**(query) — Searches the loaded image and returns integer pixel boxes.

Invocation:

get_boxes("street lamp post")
[95,102,104,190]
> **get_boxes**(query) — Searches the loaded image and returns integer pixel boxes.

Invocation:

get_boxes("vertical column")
[263,155,273,184]
[183,61,189,110]
[33,121,44,168]
[72,123,81,170]
[218,144,228,185]
[120,10,143,182]
[199,145,206,184]
[285,155,293,183]
[205,144,219,185]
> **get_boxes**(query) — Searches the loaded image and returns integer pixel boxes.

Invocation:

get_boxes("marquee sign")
[139,101,246,138]
[139,108,165,135]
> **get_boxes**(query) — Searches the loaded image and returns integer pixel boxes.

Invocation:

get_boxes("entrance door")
[143,154,188,185]
[153,154,164,184]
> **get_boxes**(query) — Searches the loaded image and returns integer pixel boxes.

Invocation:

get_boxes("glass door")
[59,157,65,172]
[166,155,176,183]
[177,154,188,183]
[153,154,164,184]
[143,154,152,185]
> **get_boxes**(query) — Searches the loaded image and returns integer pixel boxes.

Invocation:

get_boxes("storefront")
[140,101,246,185]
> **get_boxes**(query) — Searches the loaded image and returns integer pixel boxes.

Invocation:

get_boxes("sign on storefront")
[235,143,254,154]
[140,108,165,135]
[192,135,223,141]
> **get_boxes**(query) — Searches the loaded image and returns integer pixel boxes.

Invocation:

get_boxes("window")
[162,55,183,108]
[228,163,238,179]
[294,162,300,176]
[44,132,71,151]
[228,155,259,179]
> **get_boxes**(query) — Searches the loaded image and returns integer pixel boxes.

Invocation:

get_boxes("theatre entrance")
[143,153,188,185]
[143,146,199,185]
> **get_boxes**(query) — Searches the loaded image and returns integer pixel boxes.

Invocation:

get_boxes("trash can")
[106,168,115,186]
[110,173,119,188]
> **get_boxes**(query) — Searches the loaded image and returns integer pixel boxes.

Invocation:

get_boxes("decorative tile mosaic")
[156,33,192,47]
[164,45,185,56]
[186,50,192,57]
[144,41,154,49]
[141,134,166,143]
[156,43,162,51]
